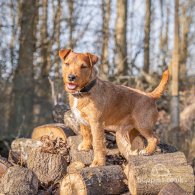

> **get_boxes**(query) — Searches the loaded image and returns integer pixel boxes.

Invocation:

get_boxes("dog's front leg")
[78,124,92,151]
[90,120,106,167]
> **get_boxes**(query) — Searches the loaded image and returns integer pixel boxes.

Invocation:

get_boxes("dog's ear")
[59,49,72,60]
[87,53,98,66]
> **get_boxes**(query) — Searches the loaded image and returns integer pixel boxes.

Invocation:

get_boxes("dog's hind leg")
[78,124,92,151]
[137,128,157,155]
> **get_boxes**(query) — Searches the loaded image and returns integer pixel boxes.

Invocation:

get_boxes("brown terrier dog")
[59,49,169,167]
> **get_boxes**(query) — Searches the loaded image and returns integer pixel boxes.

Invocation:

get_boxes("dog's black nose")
[68,74,76,81]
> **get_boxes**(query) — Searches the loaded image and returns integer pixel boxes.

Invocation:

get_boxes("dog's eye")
[81,64,88,69]
[64,63,69,67]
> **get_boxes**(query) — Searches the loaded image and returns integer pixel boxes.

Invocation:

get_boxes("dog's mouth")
[67,83,77,90]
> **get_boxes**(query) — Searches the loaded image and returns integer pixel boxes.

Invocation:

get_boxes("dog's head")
[59,49,98,93]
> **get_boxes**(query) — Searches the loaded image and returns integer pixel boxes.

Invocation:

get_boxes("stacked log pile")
[0,110,194,195]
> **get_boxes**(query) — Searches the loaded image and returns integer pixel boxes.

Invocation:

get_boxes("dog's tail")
[148,70,169,99]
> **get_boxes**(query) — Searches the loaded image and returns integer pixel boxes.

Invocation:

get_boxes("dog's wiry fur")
[59,49,169,167]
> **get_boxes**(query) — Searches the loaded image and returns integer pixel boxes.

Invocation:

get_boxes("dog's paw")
[129,149,139,155]
[78,142,91,151]
[139,149,149,156]
[90,159,105,167]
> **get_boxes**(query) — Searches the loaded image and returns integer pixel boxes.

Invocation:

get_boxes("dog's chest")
[71,98,89,126]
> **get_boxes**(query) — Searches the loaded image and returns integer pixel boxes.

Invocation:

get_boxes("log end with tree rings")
[127,152,194,195]
[31,123,75,142]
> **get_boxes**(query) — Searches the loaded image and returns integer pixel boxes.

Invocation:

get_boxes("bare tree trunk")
[33,0,52,126]
[68,0,74,49]
[54,0,61,77]
[143,0,151,73]
[159,0,164,61]
[10,0,18,70]
[159,0,169,68]
[115,0,127,76]
[180,2,192,85]
[100,0,110,79]
[171,0,180,129]
[40,0,49,77]
[8,0,38,137]
[164,0,170,66]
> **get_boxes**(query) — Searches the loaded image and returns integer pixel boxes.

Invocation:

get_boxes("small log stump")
[116,128,145,159]
[127,152,194,195]
[158,182,188,195]
[60,165,128,195]
[27,149,67,185]
[64,110,80,134]
[68,136,93,165]
[10,138,43,164]
[67,161,85,174]
[0,166,39,195]
[32,123,75,142]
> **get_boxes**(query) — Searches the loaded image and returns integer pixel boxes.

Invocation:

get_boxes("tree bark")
[143,0,151,73]
[0,156,11,178]
[100,0,110,79]
[8,0,38,136]
[127,152,194,195]
[10,138,43,164]
[68,136,93,165]
[158,182,189,195]
[0,166,39,195]
[27,148,67,185]
[171,0,180,129]
[115,0,128,76]
[64,110,80,135]
[60,165,128,195]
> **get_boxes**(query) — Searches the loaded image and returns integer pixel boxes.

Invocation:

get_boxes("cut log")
[68,135,126,166]
[0,156,11,178]
[116,128,178,160]
[158,182,188,195]
[64,110,80,134]
[67,161,85,174]
[68,136,93,165]
[60,165,128,195]
[27,149,67,185]
[116,128,146,159]
[0,166,38,195]
[32,123,75,142]
[10,138,43,164]
[126,152,194,195]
